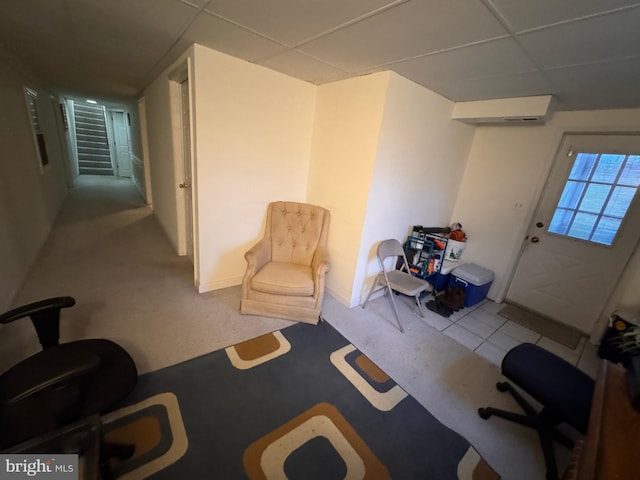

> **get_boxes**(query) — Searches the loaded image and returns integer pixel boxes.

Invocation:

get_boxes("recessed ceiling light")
[86,99,97,104]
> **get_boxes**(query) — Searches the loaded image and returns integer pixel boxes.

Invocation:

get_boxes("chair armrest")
[0,297,76,349]
[244,238,271,275]
[312,246,330,276]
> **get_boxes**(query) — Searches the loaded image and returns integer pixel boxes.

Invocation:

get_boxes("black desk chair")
[0,297,137,457]
[478,343,595,480]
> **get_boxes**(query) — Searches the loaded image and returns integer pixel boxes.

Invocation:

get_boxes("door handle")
[530,237,540,243]
[179,183,190,189]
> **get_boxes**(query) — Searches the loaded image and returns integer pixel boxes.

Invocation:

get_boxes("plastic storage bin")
[448,263,494,307]
[431,260,463,292]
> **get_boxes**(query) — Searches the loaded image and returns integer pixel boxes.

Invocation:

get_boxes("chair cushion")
[251,262,314,296]
[501,343,594,433]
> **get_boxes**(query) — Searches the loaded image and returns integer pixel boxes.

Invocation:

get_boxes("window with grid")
[24,87,49,169]
[548,152,640,246]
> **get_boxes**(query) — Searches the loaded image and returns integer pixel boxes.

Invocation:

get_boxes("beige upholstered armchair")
[241,201,330,324]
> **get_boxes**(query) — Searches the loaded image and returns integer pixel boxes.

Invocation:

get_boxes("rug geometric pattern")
[103,321,500,479]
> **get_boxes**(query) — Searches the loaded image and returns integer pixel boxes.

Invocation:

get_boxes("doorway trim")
[168,58,199,287]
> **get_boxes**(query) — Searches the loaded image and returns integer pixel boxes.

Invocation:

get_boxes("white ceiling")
[1,0,640,110]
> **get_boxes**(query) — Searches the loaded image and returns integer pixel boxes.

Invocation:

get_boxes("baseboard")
[198,276,242,293]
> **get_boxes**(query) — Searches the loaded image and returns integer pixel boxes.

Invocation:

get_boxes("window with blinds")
[24,87,49,169]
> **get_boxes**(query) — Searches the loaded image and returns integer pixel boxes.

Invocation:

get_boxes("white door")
[179,79,194,263]
[507,133,640,334]
[109,110,132,177]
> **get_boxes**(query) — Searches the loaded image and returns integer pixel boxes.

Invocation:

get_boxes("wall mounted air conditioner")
[452,95,554,125]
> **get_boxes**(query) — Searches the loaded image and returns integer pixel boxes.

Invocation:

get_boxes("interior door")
[179,79,194,263]
[507,133,640,334]
[109,110,132,177]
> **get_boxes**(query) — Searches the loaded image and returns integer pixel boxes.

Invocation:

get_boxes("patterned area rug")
[102,321,500,479]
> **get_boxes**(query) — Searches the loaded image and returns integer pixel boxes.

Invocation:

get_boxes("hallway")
[7,175,291,374]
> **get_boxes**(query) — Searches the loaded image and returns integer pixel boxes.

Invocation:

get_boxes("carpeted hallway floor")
[6,175,575,479]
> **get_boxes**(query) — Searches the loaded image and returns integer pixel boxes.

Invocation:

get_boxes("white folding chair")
[361,239,431,332]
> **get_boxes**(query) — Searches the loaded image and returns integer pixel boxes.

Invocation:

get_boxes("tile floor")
[419,298,602,378]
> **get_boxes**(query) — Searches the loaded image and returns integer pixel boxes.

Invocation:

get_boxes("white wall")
[451,108,640,333]
[355,73,475,306]
[307,72,475,307]
[0,49,68,310]
[191,45,316,291]
[307,72,390,305]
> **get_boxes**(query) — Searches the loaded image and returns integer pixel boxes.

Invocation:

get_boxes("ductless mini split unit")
[451,95,554,125]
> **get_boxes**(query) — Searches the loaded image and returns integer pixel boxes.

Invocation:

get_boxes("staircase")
[74,103,113,175]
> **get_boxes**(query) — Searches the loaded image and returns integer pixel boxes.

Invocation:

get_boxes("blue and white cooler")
[448,263,495,307]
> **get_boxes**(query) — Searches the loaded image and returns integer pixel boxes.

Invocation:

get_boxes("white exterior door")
[109,110,132,177]
[507,134,640,334]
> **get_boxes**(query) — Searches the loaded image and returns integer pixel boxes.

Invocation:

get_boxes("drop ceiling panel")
[298,0,509,71]
[258,50,349,84]
[204,0,402,46]
[518,7,640,68]
[66,0,199,55]
[488,0,640,32]
[182,12,287,62]
[391,38,537,85]
[430,71,552,103]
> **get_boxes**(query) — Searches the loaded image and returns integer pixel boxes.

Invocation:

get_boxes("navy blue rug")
[102,320,499,479]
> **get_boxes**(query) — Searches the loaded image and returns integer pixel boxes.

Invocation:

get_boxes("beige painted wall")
[0,50,68,310]
[355,73,475,306]
[306,72,390,305]
[191,45,316,291]
[451,108,640,334]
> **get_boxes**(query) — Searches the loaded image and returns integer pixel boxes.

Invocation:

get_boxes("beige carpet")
[499,304,584,349]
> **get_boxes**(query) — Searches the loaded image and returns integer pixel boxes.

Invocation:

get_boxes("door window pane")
[578,183,610,213]
[558,181,585,209]
[568,212,597,240]
[548,151,639,246]
[591,154,624,183]
[568,153,597,181]
[620,155,640,186]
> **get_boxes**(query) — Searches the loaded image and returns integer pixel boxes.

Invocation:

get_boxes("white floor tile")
[443,323,484,350]
[498,321,541,344]
[420,310,453,331]
[577,342,602,378]
[475,341,508,367]
[487,331,522,351]
[479,300,505,315]
[457,310,505,339]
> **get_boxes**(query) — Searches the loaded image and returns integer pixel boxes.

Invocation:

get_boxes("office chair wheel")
[478,408,491,420]
[496,381,509,392]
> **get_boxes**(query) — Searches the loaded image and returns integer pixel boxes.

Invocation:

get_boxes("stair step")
[79,167,113,176]
[79,160,113,169]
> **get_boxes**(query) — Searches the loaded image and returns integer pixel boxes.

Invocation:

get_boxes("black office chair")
[478,343,595,480]
[0,296,138,450]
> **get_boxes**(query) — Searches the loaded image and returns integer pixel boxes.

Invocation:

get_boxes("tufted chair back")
[267,201,329,266]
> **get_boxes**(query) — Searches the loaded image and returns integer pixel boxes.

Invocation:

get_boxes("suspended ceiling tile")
[66,0,199,55]
[257,49,349,84]
[489,0,640,32]
[428,71,552,103]
[204,0,401,46]
[391,38,537,86]
[518,7,640,69]
[182,12,287,62]
[298,0,509,72]
[545,57,640,92]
